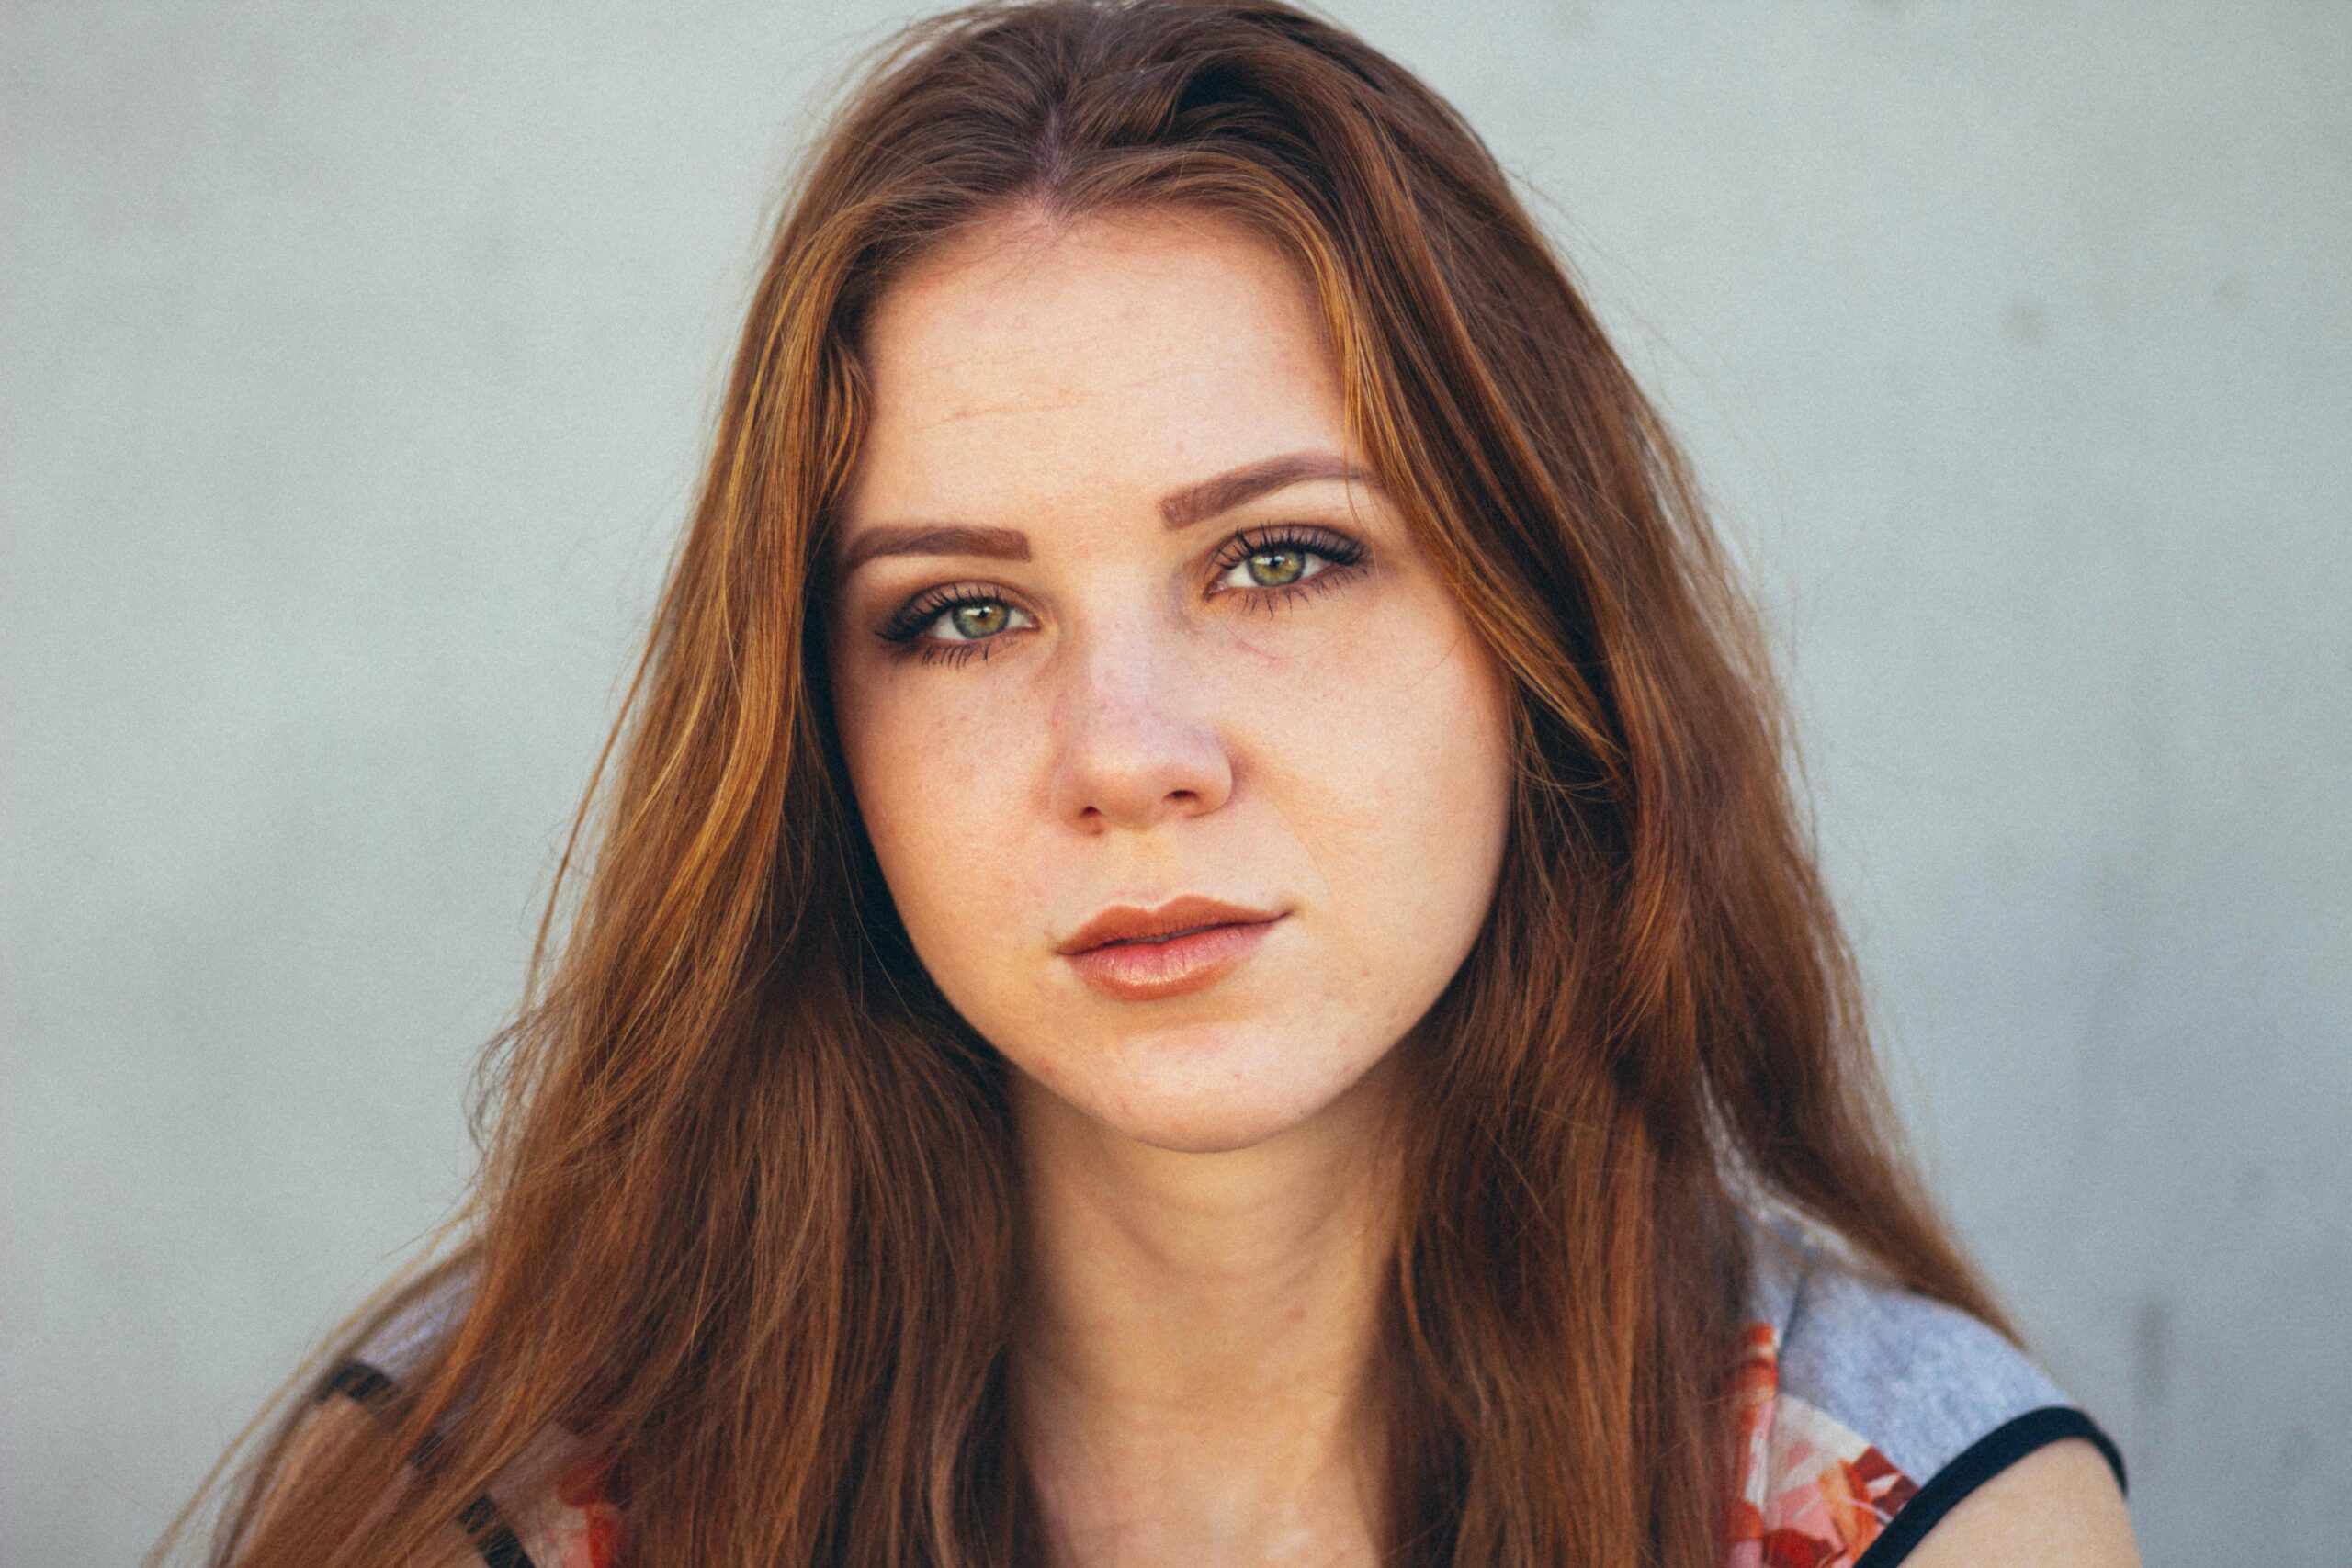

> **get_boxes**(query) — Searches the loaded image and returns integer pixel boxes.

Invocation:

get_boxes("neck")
[1010,1064,1406,1564]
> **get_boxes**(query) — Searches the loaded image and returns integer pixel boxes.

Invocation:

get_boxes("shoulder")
[1725,1208,2133,1568]
[1897,1435,2138,1567]
[253,1262,628,1568]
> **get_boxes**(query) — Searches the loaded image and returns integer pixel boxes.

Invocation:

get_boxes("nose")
[1047,614,1234,833]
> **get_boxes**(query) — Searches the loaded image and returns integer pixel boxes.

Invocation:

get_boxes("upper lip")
[1056,895,1284,954]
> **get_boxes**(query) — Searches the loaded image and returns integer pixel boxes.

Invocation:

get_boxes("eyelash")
[875,525,1370,668]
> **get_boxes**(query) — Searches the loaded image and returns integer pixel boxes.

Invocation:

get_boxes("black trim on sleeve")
[1850,1405,2128,1568]
[307,1355,541,1568]
[458,1494,539,1568]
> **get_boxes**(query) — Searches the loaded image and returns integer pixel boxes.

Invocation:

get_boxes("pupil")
[1250,548,1304,586]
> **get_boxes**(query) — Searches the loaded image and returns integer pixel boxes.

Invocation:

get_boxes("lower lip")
[1064,918,1283,1001]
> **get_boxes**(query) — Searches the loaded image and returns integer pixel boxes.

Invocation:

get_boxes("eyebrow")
[1160,449,1377,529]
[829,449,1380,582]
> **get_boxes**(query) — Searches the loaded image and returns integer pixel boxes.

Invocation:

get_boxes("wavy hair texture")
[160,4,2015,1564]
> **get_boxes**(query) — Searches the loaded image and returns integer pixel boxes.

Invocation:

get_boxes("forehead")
[844,208,1351,524]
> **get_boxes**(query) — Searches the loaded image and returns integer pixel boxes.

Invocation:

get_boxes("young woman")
[162,3,2139,1564]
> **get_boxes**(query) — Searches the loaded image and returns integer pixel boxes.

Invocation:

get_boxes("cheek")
[1252,605,1513,964]
[1259,599,1510,838]
[844,689,1020,922]
[840,673,1069,1008]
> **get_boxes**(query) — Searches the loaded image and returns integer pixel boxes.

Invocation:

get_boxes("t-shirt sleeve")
[1728,1223,2127,1568]
[246,1266,628,1568]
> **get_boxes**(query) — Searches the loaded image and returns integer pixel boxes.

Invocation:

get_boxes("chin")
[1023,1021,1389,1156]
[1097,1097,1318,1156]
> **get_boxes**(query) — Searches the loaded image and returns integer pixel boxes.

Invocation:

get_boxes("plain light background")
[5,1,2346,1561]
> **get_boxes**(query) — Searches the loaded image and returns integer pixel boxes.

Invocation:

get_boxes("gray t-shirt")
[1728,1205,2127,1566]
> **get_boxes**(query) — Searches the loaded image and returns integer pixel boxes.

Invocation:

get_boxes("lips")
[1056,895,1284,955]
[1057,895,1286,1003]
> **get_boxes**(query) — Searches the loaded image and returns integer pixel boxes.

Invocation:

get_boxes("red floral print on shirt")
[1724,1319,1920,1568]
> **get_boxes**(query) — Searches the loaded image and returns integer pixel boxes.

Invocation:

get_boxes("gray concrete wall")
[6,2,2345,1561]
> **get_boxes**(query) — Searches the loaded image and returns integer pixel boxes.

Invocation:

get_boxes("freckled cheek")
[861,690,1053,941]
[1234,610,1498,801]
[1241,624,1509,922]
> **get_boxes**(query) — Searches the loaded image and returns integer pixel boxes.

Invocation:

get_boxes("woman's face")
[825,206,1513,1155]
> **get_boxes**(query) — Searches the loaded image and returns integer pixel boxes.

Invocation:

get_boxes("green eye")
[1245,547,1307,587]
[1213,525,1364,594]
[947,601,1012,638]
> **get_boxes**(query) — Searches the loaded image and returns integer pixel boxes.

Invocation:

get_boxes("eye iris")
[1247,547,1306,587]
[949,601,1009,638]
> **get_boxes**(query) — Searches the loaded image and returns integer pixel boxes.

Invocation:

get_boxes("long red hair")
[160,3,2012,1563]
